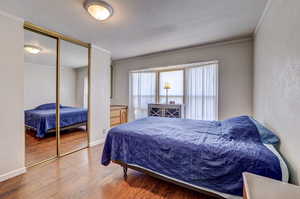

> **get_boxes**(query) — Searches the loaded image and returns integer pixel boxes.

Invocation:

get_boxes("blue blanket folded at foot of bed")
[101,116,282,196]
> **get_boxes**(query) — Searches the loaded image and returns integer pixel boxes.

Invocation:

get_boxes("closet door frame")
[24,22,91,166]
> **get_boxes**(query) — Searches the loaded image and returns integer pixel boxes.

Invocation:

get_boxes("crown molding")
[0,10,24,23]
[114,36,253,63]
[91,45,111,55]
[254,0,273,35]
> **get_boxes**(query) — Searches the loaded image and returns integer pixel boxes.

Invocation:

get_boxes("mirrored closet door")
[24,22,90,167]
[24,29,58,166]
[59,40,89,155]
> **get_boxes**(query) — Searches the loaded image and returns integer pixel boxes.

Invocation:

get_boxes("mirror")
[59,40,89,155]
[24,29,58,166]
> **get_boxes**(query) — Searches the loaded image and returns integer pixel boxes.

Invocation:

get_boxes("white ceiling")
[24,29,88,68]
[1,0,267,60]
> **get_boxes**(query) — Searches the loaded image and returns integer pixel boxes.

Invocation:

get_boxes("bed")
[101,116,289,199]
[25,103,88,138]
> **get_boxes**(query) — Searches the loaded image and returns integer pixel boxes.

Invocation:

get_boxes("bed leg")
[123,165,128,180]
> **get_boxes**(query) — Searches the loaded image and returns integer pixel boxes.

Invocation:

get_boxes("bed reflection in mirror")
[24,29,58,166]
[60,40,89,155]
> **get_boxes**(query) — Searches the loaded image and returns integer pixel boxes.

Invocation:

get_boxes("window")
[130,72,156,120]
[185,63,218,120]
[159,70,184,104]
[129,61,218,121]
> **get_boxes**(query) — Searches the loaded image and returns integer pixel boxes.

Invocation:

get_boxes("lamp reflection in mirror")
[164,82,172,104]
[24,45,42,54]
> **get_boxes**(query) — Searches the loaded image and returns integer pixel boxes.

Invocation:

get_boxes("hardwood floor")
[1,145,217,199]
[26,128,88,166]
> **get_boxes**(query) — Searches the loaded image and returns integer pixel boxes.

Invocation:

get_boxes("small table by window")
[243,172,300,199]
[148,104,184,118]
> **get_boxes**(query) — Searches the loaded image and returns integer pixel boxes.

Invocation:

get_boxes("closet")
[24,23,90,166]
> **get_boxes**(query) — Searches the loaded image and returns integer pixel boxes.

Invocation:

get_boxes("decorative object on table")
[163,82,172,104]
[148,104,184,118]
[169,101,175,104]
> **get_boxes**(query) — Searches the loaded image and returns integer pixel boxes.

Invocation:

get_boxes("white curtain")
[185,63,218,120]
[129,72,156,120]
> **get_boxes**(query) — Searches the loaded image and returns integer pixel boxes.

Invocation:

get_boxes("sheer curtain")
[185,63,218,120]
[129,72,156,120]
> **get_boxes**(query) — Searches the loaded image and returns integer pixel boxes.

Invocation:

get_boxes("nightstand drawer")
[111,116,121,126]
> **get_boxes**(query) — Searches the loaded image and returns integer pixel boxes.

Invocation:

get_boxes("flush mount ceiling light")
[84,0,113,21]
[24,45,42,54]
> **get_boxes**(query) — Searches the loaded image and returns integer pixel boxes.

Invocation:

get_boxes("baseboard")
[89,129,110,147]
[0,167,26,182]
[89,138,105,147]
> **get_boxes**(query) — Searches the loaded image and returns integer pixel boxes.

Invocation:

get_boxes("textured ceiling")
[1,0,267,60]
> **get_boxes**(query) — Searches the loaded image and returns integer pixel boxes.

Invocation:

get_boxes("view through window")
[159,70,184,104]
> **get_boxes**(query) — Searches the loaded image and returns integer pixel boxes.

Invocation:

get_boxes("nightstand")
[243,172,300,199]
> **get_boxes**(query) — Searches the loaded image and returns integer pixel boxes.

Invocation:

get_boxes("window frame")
[156,69,185,105]
[129,60,219,120]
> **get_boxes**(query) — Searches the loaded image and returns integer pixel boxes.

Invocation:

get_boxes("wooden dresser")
[110,105,128,127]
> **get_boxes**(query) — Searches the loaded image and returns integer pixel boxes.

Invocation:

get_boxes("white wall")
[0,12,25,182]
[253,0,300,184]
[60,67,77,107]
[112,39,253,120]
[24,63,77,110]
[75,67,88,107]
[89,46,111,146]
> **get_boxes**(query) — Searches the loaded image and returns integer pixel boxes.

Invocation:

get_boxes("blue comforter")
[25,103,87,138]
[101,116,282,196]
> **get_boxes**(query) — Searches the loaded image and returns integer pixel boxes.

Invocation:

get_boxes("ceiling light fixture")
[84,0,113,21]
[24,45,41,54]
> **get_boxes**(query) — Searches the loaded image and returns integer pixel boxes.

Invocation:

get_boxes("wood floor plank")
[0,145,217,199]
[25,128,88,166]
